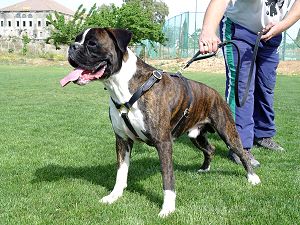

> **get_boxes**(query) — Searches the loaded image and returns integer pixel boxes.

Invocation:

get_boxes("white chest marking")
[104,49,147,141]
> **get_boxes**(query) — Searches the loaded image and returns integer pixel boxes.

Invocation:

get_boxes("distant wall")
[0,37,68,56]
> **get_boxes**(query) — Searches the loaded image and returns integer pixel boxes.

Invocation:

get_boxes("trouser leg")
[220,17,256,149]
[253,44,280,138]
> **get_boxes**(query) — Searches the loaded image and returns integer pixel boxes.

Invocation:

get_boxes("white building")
[0,0,74,40]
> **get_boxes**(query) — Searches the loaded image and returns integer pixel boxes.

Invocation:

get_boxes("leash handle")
[183,42,230,69]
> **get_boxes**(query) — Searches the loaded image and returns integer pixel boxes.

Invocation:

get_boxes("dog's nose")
[70,43,81,51]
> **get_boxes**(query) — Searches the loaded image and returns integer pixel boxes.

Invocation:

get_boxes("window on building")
[16,21,20,27]
[8,21,12,27]
[40,32,43,38]
[46,21,50,26]
[38,20,41,27]
[1,21,3,27]
[29,21,32,27]
[22,14,26,18]
[28,14,33,18]
[16,13,21,18]
[23,21,26,27]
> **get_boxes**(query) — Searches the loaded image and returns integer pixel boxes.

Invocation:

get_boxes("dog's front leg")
[156,141,176,218]
[100,135,133,204]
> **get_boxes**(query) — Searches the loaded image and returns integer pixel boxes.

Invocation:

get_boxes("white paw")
[100,191,123,204]
[158,207,175,218]
[247,173,261,185]
[198,165,210,173]
[158,190,176,218]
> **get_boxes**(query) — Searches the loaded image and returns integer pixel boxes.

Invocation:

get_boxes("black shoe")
[254,137,284,151]
[228,149,260,168]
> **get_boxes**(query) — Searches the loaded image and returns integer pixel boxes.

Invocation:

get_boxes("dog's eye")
[87,40,97,47]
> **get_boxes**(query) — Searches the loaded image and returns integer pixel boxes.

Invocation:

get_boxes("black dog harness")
[111,33,263,138]
[111,70,163,137]
[111,70,193,138]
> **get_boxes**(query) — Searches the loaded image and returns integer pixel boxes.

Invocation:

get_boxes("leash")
[181,32,263,107]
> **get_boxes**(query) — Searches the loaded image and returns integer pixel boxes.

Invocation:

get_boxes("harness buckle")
[153,70,163,80]
[183,108,190,117]
[118,104,128,114]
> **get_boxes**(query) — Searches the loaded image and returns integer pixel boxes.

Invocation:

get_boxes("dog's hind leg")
[189,132,215,172]
[100,135,133,204]
[214,121,261,185]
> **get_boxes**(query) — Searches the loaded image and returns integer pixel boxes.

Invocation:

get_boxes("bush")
[8,48,14,53]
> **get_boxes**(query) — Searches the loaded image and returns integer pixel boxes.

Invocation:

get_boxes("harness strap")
[170,72,193,137]
[111,70,163,137]
[121,112,139,137]
[111,70,163,110]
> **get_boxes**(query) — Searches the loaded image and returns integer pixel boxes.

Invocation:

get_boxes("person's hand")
[261,22,283,41]
[198,30,221,54]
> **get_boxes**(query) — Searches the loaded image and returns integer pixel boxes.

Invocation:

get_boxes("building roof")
[0,0,74,16]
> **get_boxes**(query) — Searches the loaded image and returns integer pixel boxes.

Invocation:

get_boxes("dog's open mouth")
[60,62,107,87]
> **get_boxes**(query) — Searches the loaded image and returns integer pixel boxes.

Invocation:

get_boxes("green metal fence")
[136,12,300,61]
[280,32,300,60]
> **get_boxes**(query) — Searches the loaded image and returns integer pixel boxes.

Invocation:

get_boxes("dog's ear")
[106,28,132,53]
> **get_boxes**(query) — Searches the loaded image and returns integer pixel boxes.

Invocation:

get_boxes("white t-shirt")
[226,0,295,33]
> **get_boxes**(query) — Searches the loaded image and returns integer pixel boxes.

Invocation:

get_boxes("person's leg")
[220,17,257,148]
[253,36,284,151]
[220,17,260,166]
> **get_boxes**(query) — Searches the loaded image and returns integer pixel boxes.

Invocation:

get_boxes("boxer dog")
[60,28,260,217]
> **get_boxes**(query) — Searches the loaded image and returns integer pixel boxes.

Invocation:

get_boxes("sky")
[0,0,299,39]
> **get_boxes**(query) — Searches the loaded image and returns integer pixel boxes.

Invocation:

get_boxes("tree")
[46,1,167,47]
[46,4,87,49]
[84,4,119,28]
[21,34,31,55]
[123,0,169,24]
[116,1,165,44]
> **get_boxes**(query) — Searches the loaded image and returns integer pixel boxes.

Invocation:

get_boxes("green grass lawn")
[0,65,299,224]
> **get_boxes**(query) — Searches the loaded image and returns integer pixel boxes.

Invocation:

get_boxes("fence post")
[282,31,286,61]
[194,12,197,55]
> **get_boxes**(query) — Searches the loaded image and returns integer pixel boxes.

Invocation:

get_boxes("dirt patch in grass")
[0,53,69,67]
[148,57,300,75]
[1,53,299,75]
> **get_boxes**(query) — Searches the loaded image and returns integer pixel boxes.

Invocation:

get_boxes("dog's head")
[60,28,132,87]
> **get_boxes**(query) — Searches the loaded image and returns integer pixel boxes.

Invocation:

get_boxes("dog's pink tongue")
[60,69,84,87]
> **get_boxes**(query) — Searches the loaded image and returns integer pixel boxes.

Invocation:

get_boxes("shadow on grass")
[175,133,230,159]
[32,153,242,207]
